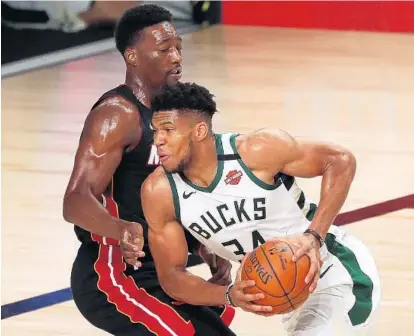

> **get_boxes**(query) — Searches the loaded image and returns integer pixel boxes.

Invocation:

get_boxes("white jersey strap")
[218,132,236,155]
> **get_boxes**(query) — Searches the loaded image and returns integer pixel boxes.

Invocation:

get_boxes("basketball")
[241,240,311,315]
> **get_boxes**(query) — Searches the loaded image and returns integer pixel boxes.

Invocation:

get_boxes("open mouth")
[169,66,182,77]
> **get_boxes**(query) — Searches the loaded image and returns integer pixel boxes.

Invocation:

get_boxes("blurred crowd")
[1,1,212,33]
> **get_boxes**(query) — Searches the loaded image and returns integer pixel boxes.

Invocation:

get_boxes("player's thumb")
[236,255,248,280]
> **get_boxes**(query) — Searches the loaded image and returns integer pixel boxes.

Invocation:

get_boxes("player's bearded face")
[153,111,192,173]
[173,139,192,173]
[160,136,192,174]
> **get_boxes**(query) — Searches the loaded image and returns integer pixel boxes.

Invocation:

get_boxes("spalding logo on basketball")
[241,240,311,315]
[244,251,276,287]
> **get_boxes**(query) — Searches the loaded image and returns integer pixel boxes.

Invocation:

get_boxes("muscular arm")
[63,97,142,239]
[141,170,227,306]
[237,129,357,238]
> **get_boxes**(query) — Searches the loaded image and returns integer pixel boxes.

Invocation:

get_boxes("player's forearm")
[309,150,356,238]
[63,190,124,240]
[160,269,227,306]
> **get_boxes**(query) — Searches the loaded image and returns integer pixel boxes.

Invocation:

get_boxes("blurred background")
[2,1,414,335]
[3,1,414,77]
[2,0,221,76]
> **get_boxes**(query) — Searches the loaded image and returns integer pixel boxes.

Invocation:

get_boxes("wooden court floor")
[2,25,414,335]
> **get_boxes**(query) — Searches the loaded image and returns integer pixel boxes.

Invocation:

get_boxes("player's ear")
[124,48,138,67]
[194,122,209,142]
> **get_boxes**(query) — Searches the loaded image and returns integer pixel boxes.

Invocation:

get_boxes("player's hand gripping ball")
[241,240,312,315]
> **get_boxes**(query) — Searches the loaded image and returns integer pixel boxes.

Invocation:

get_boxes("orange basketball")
[241,240,311,315]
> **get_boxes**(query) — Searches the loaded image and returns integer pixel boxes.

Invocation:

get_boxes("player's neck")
[124,72,153,108]
[183,137,218,188]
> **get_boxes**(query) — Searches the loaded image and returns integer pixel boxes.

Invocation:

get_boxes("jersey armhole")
[228,133,282,190]
[165,174,182,223]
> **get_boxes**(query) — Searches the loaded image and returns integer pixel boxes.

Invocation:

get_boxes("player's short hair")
[151,82,218,119]
[115,4,173,54]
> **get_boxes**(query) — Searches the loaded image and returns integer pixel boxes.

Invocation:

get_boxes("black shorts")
[71,242,236,336]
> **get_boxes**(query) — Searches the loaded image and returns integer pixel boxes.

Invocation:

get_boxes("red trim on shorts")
[220,305,236,327]
[94,245,195,336]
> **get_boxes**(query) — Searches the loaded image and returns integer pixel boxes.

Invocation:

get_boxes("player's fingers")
[292,246,307,262]
[309,271,320,293]
[237,280,255,289]
[136,223,144,235]
[128,250,145,258]
[254,311,275,317]
[239,292,265,302]
[125,258,142,268]
[122,252,138,262]
[122,251,144,259]
[242,303,273,313]
[305,259,317,285]
[123,240,144,252]
[121,230,131,243]
[129,222,143,234]
[309,263,321,293]
[132,236,144,249]
[236,254,250,281]
[235,268,242,281]
[133,237,143,245]
[271,236,290,242]
[235,262,245,280]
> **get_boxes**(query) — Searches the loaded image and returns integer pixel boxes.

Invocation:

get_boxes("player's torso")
[75,85,161,250]
[112,96,159,222]
[168,133,318,263]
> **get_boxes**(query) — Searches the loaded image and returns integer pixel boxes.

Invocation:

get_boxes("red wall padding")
[222,1,414,33]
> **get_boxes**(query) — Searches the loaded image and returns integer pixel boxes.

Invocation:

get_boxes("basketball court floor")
[2,25,414,335]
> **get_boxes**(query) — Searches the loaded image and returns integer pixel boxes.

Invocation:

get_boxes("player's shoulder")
[88,94,140,124]
[80,94,143,146]
[235,128,296,154]
[141,167,171,199]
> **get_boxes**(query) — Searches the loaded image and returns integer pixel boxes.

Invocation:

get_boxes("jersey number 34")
[222,230,265,259]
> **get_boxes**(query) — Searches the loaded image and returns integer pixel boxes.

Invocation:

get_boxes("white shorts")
[282,228,381,336]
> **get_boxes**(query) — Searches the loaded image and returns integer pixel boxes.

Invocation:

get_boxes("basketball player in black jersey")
[63,5,236,336]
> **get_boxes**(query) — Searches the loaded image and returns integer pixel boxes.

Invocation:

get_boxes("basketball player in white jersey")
[140,82,381,335]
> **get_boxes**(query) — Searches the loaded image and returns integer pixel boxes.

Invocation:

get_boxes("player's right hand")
[229,257,273,315]
[120,221,145,269]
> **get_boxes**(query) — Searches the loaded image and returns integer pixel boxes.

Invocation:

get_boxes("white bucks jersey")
[167,133,330,262]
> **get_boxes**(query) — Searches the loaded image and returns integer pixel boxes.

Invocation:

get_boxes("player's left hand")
[199,245,232,286]
[272,234,323,293]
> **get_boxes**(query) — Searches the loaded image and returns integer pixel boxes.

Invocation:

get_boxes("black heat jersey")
[74,84,166,287]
